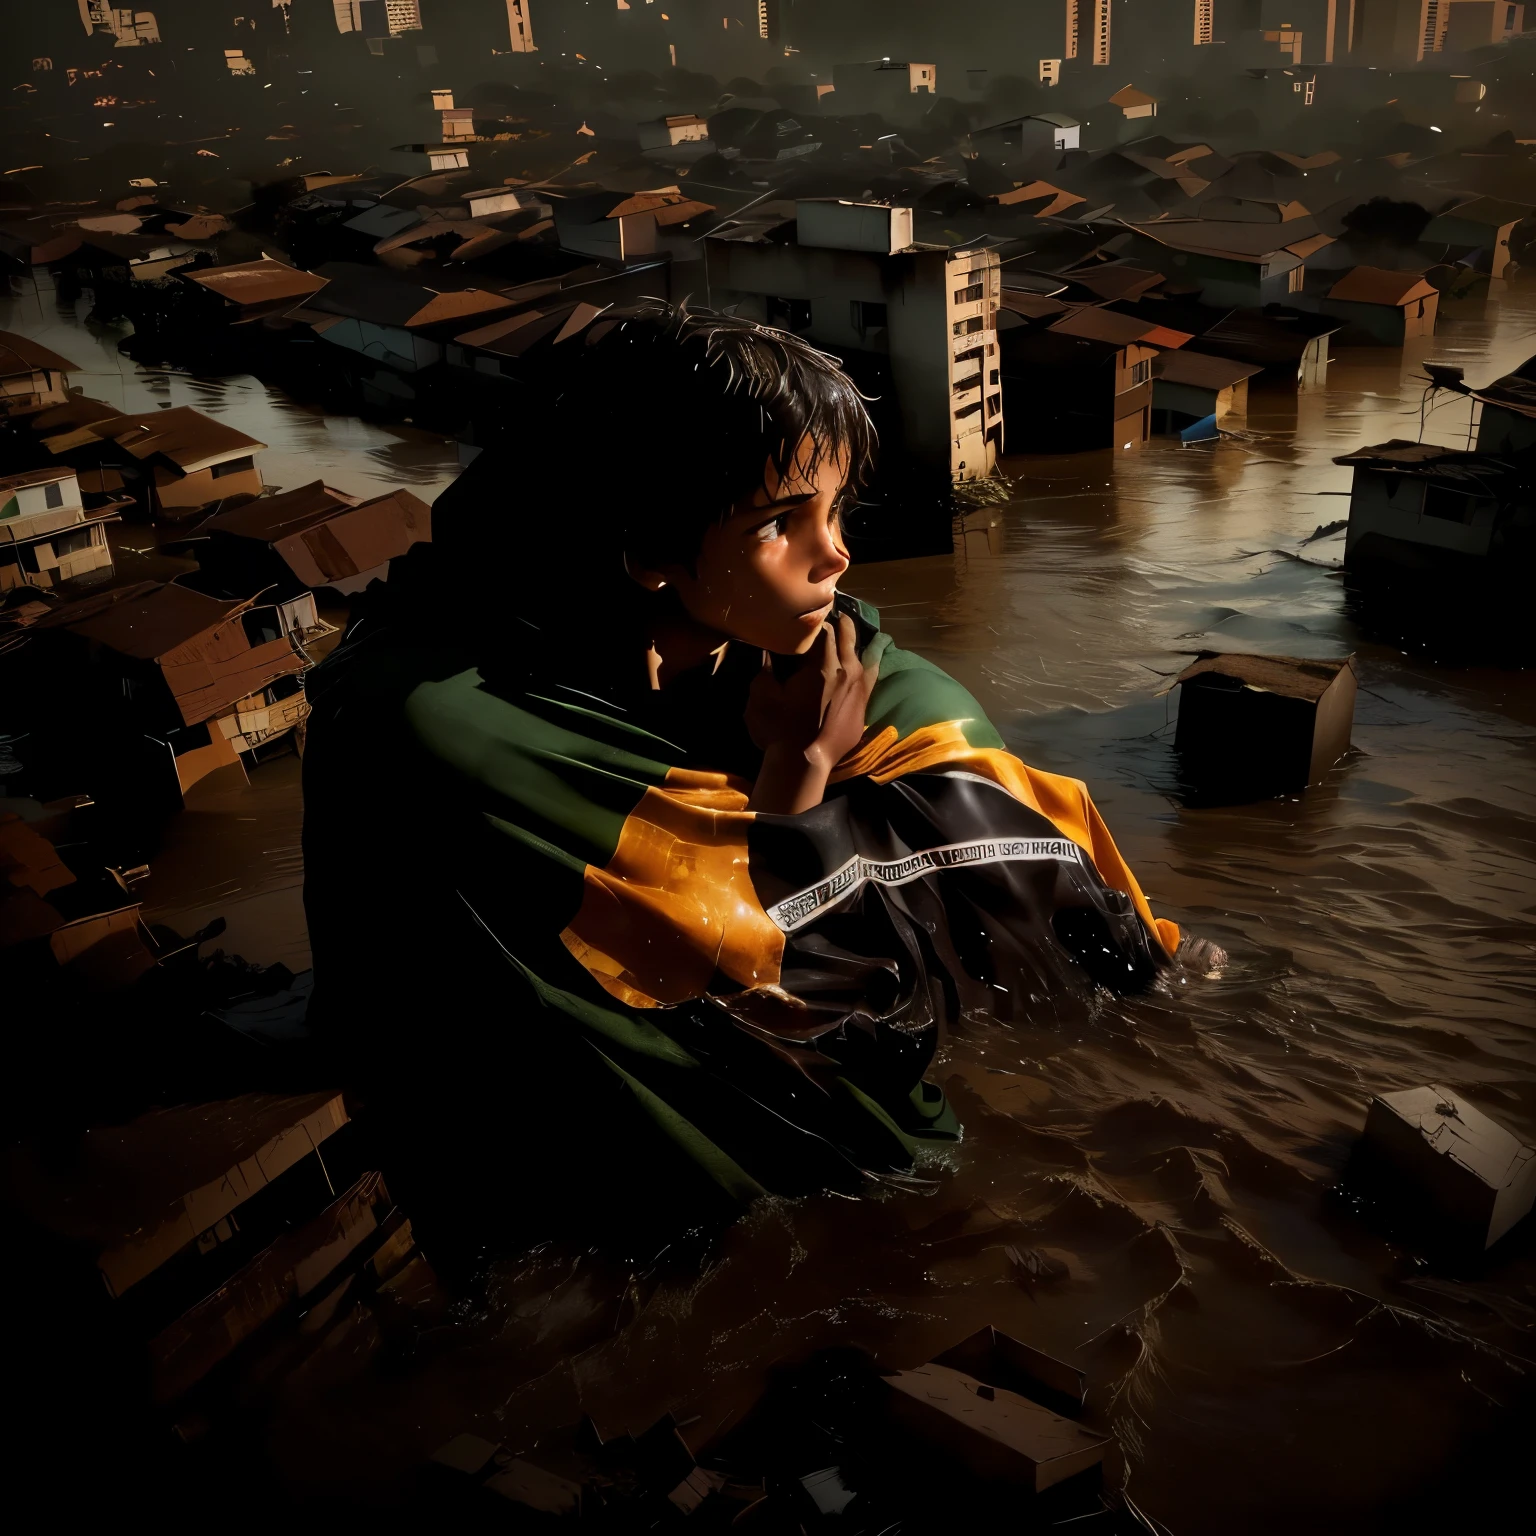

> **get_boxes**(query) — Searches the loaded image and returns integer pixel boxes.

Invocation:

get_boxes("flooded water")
[5,278,1535,1530]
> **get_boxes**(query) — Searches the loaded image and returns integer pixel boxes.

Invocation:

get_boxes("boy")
[302,303,1179,1252]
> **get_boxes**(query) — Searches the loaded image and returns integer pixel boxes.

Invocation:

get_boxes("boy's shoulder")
[839,594,1005,751]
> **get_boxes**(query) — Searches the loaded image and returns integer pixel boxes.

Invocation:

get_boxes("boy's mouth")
[796,598,836,625]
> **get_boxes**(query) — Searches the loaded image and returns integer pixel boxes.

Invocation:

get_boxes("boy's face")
[636,434,853,656]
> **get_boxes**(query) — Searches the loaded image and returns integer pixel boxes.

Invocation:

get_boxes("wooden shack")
[1321,267,1439,345]
[31,580,309,794]
[0,331,77,416]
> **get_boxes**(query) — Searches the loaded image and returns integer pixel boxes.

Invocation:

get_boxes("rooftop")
[32,580,244,660]
[1326,267,1438,306]
[182,259,330,310]
[89,407,266,472]
[1175,651,1354,703]
[0,331,78,375]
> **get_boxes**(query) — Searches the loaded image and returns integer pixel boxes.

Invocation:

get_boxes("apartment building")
[707,200,1002,481]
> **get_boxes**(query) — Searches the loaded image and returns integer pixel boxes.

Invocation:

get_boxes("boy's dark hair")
[553,300,877,567]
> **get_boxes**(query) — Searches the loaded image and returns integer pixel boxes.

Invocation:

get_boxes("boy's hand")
[746,614,876,815]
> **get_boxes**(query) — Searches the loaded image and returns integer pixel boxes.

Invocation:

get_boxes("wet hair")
[553,300,877,569]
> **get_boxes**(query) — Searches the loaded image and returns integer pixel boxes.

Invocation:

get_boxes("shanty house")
[1110,86,1159,121]
[830,60,937,118]
[40,406,266,521]
[1420,197,1527,281]
[0,332,77,416]
[970,113,1081,185]
[31,581,310,795]
[1321,268,1438,345]
[1334,440,1532,573]
[1468,370,1536,455]
[999,305,1167,454]
[638,115,710,152]
[552,188,712,263]
[296,264,517,378]
[1124,220,1332,310]
[707,199,1002,480]
[198,481,432,601]
[1151,351,1262,436]
[1192,307,1338,387]
[0,468,118,592]
[0,814,159,994]
[178,258,330,326]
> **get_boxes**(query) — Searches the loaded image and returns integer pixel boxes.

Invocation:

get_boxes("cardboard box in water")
[1360,1086,1536,1249]
[884,1362,1108,1493]
[1174,651,1356,796]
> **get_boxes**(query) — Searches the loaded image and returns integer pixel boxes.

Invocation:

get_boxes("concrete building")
[0,468,117,593]
[1065,0,1114,65]
[707,200,1002,481]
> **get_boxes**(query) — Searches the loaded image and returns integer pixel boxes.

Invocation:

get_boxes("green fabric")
[846,597,1005,752]
[304,594,971,1222]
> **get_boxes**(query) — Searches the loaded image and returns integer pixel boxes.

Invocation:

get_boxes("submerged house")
[0,813,159,995]
[1334,440,1534,574]
[0,332,77,417]
[1123,219,1333,310]
[1151,351,1262,435]
[0,468,119,592]
[197,481,432,602]
[37,405,265,521]
[31,580,310,797]
[1320,268,1438,345]
[1420,197,1527,281]
[551,188,712,263]
[999,303,1173,453]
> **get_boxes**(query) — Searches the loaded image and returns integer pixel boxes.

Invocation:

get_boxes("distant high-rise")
[1194,0,1215,43]
[506,0,535,53]
[384,0,422,33]
[1064,0,1112,63]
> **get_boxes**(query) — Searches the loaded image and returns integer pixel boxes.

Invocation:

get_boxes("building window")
[1193,0,1213,46]
[43,480,64,508]
[1127,358,1151,386]
[953,371,983,394]
[987,393,1001,417]
[1423,486,1490,523]
[953,283,984,305]
[1288,266,1305,292]
[51,527,95,556]
[851,300,888,335]
[212,456,255,479]
[952,315,984,337]
[766,296,812,332]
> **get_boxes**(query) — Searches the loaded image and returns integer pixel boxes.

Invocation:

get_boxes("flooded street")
[5,279,1534,1531]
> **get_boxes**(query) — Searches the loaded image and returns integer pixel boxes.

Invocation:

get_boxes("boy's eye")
[753,514,789,544]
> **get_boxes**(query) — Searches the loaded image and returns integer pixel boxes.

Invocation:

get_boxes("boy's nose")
[807,521,850,581]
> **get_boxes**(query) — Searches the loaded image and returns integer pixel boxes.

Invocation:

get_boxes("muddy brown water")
[4,280,1535,1531]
